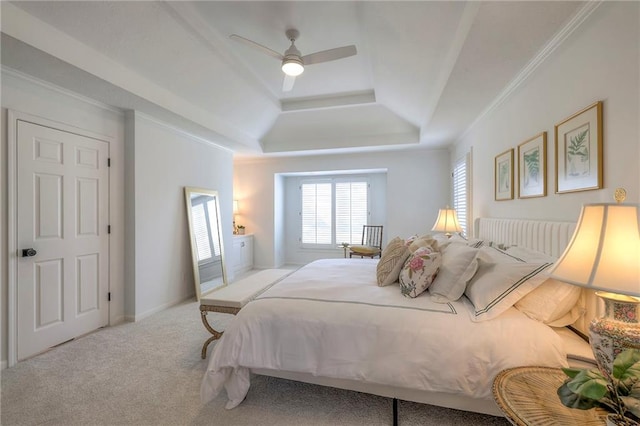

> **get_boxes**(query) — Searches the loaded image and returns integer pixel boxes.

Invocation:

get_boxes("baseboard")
[129,294,194,322]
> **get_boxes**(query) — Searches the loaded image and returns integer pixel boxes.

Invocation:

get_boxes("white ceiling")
[1,1,585,157]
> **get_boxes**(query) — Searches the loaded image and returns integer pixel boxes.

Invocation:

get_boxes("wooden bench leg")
[200,309,223,359]
[199,305,240,359]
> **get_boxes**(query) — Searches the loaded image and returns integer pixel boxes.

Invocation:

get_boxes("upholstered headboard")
[474,217,598,339]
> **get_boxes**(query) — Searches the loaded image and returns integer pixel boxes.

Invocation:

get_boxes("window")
[453,154,470,236]
[191,196,221,262]
[301,179,369,247]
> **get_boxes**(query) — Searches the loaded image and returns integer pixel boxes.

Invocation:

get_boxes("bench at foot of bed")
[199,269,294,359]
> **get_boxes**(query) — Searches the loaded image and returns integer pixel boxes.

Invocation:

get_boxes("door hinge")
[108,292,111,301]
[108,158,111,167]
[108,225,111,234]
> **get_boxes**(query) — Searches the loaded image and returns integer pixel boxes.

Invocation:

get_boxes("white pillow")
[408,235,439,253]
[399,246,441,298]
[428,244,478,302]
[466,238,505,250]
[478,245,522,263]
[376,237,411,286]
[464,254,552,322]
[514,277,582,326]
[506,246,556,263]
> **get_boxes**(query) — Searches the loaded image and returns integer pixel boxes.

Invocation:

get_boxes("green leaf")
[562,367,583,379]
[566,369,609,400]
[613,349,640,381]
[558,382,600,410]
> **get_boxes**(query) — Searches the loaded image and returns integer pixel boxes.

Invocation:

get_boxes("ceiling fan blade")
[302,45,357,65]
[282,74,296,92]
[229,34,283,60]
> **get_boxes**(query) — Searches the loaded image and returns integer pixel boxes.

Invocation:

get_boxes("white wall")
[1,70,125,367]
[234,148,450,268]
[0,71,235,368]
[127,112,234,320]
[453,2,639,229]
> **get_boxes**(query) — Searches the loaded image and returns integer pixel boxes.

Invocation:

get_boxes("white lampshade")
[233,200,239,215]
[431,207,462,235]
[281,59,304,76]
[547,203,640,298]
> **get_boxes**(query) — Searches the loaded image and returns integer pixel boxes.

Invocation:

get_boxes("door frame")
[7,109,113,367]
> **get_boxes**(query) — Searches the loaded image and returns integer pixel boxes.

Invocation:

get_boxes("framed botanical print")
[495,148,514,201]
[554,101,603,193]
[517,132,547,198]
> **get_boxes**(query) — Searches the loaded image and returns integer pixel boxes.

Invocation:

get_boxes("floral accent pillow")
[399,246,442,298]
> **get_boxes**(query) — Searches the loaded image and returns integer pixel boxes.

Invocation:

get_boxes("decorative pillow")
[376,237,410,287]
[408,235,439,253]
[514,277,582,325]
[399,246,441,298]
[428,244,479,302]
[464,255,552,322]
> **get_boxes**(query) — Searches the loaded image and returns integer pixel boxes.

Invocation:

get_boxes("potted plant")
[558,348,640,426]
[237,225,245,235]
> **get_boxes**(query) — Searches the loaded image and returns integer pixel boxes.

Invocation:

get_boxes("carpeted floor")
[1,299,509,426]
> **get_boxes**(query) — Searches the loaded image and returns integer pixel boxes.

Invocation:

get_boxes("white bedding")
[201,259,569,409]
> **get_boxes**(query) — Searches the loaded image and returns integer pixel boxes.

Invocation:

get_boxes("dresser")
[232,234,254,274]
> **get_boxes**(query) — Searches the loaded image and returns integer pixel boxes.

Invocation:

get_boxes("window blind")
[335,181,368,244]
[301,182,332,244]
[192,203,212,261]
[453,155,469,236]
[301,179,369,246]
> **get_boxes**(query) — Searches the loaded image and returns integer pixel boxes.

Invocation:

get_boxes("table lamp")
[233,200,239,234]
[547,189,640,372]
[431,207,462,238]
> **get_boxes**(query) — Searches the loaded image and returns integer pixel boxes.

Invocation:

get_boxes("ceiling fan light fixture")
[282,58,304,76]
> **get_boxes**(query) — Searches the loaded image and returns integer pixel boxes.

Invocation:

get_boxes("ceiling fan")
[230,29,357,92]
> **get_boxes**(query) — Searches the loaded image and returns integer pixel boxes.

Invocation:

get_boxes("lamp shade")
[431,208,462,235]
[233,200,239,214]
[547,203,640,298]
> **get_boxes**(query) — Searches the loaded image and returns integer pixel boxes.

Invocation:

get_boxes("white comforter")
[201,259,568,409]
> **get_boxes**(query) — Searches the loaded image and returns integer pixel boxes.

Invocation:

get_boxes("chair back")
[362,225,383,251]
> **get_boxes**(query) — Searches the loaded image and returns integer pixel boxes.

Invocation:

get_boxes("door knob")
[22,248,37,257]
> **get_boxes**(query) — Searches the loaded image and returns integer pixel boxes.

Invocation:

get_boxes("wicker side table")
[493,366,607,426]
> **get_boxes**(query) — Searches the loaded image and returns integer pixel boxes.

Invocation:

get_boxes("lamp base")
[589,291,640,372]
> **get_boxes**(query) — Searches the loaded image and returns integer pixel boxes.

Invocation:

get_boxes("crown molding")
[2,66,124,115]
[459,1,603,141]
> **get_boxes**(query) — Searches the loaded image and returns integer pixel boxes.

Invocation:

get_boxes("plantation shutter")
[301,182,332,244]
[453,155,469,236]
[335,181,368,245]
[192,203,212,261]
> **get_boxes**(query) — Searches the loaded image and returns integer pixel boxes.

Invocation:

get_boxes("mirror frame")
[184,187,228,300]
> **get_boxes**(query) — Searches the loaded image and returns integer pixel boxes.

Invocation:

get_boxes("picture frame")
[495,148,514,201]
[554,101,603,194]
[517,132,547,199]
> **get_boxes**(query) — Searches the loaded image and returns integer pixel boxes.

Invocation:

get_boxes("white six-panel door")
[16,120,109,360]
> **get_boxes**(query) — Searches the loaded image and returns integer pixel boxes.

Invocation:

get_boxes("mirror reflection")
[184,187,227,300]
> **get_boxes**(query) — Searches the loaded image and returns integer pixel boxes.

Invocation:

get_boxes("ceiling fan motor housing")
[282,41,304,76]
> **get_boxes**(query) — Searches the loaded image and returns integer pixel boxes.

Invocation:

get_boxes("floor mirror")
[184,187,228,300]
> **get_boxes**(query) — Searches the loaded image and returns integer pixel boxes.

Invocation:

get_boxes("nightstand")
[493,366,607,426]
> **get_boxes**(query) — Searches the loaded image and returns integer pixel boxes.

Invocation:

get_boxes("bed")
[201,218,598,417]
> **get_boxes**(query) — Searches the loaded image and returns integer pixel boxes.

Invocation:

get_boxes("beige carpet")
[1,299,509,426]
